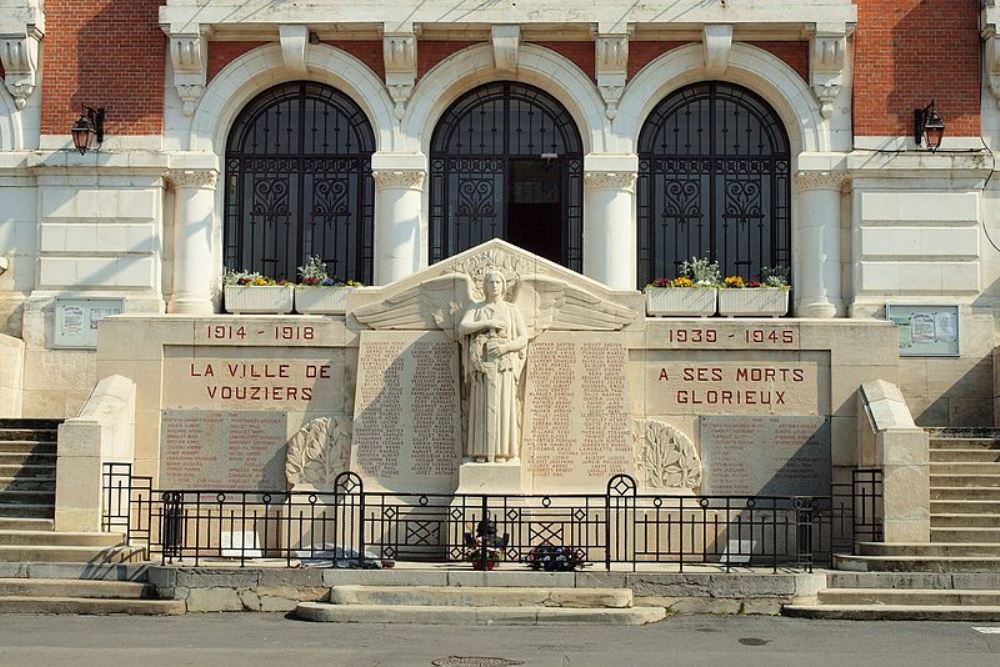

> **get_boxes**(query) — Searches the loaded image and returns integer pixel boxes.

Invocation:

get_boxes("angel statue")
[352,251,636,464]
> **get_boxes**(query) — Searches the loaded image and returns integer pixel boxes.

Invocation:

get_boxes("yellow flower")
[724,275,745,288]
[670,276,694,288]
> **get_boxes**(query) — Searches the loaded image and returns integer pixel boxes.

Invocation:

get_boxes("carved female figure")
[458,269,528,463]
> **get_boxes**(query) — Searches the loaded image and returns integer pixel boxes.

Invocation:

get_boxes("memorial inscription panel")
[644,350,828,415]
[699,416,831,496]
[159,410,288,489]
[351,330,461,492]
[523,332,635,492]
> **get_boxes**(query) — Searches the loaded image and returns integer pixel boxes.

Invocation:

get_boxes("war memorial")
[0,0,998,623]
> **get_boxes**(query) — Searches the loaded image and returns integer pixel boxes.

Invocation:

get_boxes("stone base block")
[456,462,525,495]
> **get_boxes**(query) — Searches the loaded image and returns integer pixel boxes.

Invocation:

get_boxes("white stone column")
[795,171,844,318]
[167,170,217,315]
[373,169,425,285]
[584,171,637,290]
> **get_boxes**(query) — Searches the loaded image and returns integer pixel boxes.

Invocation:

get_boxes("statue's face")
[484,273,504,297]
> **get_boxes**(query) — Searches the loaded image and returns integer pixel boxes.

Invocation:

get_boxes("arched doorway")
[637,81,791,287]
[224,81,375,283]
[429,82,584,270]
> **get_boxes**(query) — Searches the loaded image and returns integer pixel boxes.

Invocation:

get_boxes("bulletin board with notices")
[53,298,124,349]
[885,304,960,357]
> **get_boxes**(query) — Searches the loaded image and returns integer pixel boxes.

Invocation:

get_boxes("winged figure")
[353,262,635,464]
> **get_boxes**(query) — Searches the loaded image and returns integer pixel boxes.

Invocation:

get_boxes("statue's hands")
[486,340,507,358]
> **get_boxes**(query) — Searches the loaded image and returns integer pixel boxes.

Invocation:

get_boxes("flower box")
[645,287,717,317]
[717,288,789,318]
[294,286,354,315]
[223,285,294,314]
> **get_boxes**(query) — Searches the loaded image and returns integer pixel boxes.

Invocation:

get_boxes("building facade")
[0,0,997,432]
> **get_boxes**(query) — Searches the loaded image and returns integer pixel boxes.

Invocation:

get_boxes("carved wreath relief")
[632,419,703,490]
[285,416,353,488]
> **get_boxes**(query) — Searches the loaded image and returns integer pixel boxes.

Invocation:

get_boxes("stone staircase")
[785,428,1000,620]
[295,584,666,625]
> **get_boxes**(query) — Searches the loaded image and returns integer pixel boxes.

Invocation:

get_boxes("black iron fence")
[101,468,885,571]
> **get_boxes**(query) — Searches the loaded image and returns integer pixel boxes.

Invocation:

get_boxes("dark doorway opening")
[506,159,563,264]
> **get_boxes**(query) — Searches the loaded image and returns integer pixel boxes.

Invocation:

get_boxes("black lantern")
[71,106,105,156]
[914,99,945,152]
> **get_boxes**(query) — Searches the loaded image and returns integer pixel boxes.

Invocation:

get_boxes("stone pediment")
[347,239,645,338]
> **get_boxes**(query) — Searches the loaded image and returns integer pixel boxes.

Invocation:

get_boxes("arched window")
[637,82,791,287]
[224,81,375,283]
[429,82,584,270]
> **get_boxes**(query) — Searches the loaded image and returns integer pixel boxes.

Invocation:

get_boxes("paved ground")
[1,613,999,667]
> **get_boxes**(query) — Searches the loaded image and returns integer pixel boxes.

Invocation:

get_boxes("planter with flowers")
[293,256,364,315]
[644,257,720,317]
[717,266,790,318]
[223,269,294,314]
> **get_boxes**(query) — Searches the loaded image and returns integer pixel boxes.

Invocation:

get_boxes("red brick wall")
[418,41,481,79]
[208,42,266,82]
[531,42,595,79]
[747,42,809,82]
[628,42,690,80]
[335,41,385,81]
[41,0,165,135]
[854,0,980,136]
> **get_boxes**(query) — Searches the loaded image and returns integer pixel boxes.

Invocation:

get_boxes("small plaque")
[700,416,831,497]
[886,304,960,357]
[53,297,124,349]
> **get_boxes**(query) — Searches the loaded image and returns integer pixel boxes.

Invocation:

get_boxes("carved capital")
[169,30,209,117]
[167,169,218,189]
[384,32,418,120]
[372,169,425,189]
[795,170,846,191]
[702,24,733,77]
[0,28,41,110]
[491,25,521,73]
[808,25,849,119]
[584,171,637,192]
[595,33,629,120]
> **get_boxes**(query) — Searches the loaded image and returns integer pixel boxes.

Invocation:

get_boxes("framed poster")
[885,304,960,357]
[53,297,125,349]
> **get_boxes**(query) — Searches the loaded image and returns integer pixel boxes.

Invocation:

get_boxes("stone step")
[931,513,1000,528]
[930,438,1000,450]
[0,562,149,581]
[0,442,56,455]
[0,596,184,615]
[859,542,1000,557]
[931,474,1000,488]
[0,545,143,563]
[0,517,52,531]
[0,464,56,478]
[835,554,1000,573]
[0,489,55,505]
[931,462,1000,474]
[932,500,1000,514]
[932,528,1000,543]
[0,578,154,599]
[784,603,1000,621]
[827,572,1000,589]
[330,585,633,609]
[818,588,1000,606]
[294,602,665,625]
[0,419,62,430]
[931,487,1000,500]
[931,449,1000,463]
[0,503,53,519]
[0,477,55,493]
[0,531,124,547]
[0,452,56,467]
[0,429,57,443]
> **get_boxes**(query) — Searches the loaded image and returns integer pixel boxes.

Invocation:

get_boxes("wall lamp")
[71,105,105,156]
[914,99,945,152]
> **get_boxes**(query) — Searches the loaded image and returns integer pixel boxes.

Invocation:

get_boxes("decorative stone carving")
[168,30,209,117]
[0,256,8,276]
[632,419,702,491]
[584,171,637,192]
[285,416,353,488]
[372,169,425,189]
[167,169,218,189]
[795,170,846,191]
[491,25,521,73]
[279,24,309,75]
[808,25,849,119]
[702,24,733,77]
[595,33,629,120]
[0,27,40,110]
[384,32,417,120]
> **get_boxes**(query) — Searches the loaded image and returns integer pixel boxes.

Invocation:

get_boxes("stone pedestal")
[456,462,525,495]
